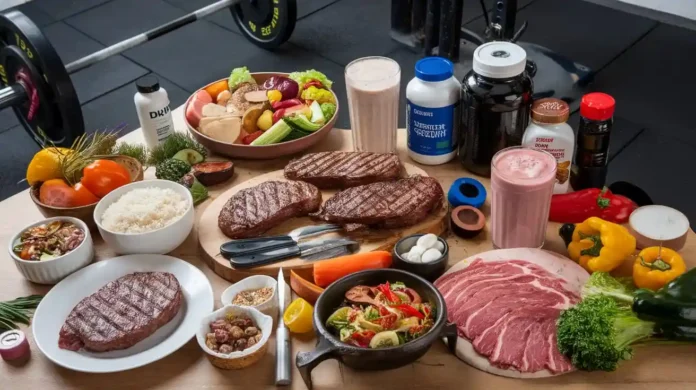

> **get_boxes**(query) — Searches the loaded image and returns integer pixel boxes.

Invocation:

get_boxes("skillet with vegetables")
[326,281,435,348]
[186,66,337,146]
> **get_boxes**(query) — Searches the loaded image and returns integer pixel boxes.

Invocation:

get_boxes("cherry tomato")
[81,160,130,198]
[242,130,264,145]
[39,179,77,207]
[350,330,376,348]
[72,182,100,206]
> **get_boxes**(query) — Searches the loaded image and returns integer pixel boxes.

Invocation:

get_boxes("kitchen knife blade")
[229,238,359,268]
[276,268,291,386]
[220,224,342,258]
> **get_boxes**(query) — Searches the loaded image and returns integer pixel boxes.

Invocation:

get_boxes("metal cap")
[473,42,527,79]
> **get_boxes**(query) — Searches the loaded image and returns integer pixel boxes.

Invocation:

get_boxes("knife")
[220,224,342,258]
[276,268,291,386]
[229,238,359,268]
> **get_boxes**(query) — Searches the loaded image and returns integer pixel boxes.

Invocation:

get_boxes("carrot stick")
[313,251,393,288]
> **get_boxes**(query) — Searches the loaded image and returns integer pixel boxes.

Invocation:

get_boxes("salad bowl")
[184,72,339,160]
[296,269,457,390]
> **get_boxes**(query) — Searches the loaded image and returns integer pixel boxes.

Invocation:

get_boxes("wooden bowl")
[184,72,339,160]
[30,155,144,230]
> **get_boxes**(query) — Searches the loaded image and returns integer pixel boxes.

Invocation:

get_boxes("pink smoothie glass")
[490,146,557,249]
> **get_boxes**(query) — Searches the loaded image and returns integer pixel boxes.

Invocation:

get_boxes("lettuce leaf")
[289,69,333,89]
[228,66,256,91]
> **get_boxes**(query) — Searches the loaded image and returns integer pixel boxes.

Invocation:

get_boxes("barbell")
[0,0,297,147]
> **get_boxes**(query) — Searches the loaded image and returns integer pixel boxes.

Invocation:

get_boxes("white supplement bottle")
[134,75,175,149]
[521,98,575,194]
[406,57,461,165]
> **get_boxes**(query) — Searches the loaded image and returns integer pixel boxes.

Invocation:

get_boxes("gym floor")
[0,0,694,226]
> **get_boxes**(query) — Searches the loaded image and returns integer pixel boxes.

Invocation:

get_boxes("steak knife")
[220,224,342,259]
[229,238,359,268]
[276,268,291,386]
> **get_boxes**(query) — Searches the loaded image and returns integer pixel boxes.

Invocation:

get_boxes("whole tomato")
[72,182,100,206]
[81,160,130,198]
[39,179,77,207]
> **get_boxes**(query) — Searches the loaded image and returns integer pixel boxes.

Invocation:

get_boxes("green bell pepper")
[633,267,696,325]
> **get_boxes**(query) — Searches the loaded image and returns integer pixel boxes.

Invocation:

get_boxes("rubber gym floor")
[0,0,693,227]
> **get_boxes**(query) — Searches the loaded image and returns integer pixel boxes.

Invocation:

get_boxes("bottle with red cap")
[570,92,616,190]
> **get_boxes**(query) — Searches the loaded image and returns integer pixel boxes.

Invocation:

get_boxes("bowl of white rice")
[93,179,194,255]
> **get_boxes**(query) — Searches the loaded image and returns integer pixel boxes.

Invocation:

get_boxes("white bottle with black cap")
[134,75,175,149]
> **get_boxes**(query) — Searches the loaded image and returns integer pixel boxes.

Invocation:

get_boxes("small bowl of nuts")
[197,305,273,369]
[220,275,278,320]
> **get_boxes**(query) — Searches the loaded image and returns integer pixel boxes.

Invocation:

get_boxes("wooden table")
[2,106,696,389]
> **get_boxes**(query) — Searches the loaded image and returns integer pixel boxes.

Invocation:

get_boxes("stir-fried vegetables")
[13,220,85,261]
[326,281,434,348]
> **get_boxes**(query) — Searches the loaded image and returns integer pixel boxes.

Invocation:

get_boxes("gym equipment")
[390,0,592,110]
[0,0,297,147]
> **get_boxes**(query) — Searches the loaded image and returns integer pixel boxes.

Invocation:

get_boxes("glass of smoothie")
[490,146,557,249]
[345,56,401,153]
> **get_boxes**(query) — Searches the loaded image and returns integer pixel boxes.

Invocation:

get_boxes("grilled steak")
[311,175,443,229]
[218,180,322,239]
[58,272,182,352]
[284,152,402,188]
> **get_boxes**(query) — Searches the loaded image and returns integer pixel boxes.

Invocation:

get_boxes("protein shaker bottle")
[459,42,533,177]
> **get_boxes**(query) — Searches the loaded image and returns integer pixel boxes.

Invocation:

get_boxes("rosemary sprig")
[112,142,148,166]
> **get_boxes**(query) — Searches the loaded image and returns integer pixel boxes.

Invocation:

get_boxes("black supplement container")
[459,41,533,176]
[570,92,615,190]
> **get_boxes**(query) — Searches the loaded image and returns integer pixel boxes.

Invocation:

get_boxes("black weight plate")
[231,0,296,49]
[0,10,83,147]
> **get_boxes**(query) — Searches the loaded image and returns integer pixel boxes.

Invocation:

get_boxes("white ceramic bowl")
[9,216,94,284]
[93,180,194,255]
[221,275,278,319]
[196,305,273,369]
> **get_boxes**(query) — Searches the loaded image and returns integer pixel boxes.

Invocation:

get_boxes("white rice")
[101,187,188,234]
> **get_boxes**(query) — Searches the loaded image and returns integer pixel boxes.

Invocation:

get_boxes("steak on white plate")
[435,259,579,374]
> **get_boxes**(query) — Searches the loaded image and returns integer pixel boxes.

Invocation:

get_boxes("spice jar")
[570,92,616,190]
[459,41,533,177]
[522,98,574,194]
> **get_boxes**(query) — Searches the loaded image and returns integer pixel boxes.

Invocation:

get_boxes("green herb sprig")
[148,133,207,166]
[0,295,43,331]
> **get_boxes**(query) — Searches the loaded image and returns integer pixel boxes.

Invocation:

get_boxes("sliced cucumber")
[284,114,323,132]
[369,330,400,349]
[251,119,293,146]
[172,148,205,164]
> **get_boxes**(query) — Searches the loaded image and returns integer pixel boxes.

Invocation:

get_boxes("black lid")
[136,75,160,93]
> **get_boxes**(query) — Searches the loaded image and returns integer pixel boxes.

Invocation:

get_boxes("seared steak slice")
[311,175,443,229]
[218,180,322,239]
[58,272,182,352]
[284,152,402,188]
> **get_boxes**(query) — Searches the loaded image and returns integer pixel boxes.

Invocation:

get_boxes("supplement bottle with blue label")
[406,57,461,165]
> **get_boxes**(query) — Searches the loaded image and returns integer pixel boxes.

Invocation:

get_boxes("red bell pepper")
[272,109,285,124]
[302,79,323,90]
[393,304,425,319]
[549,187,636,224]
[271,98,303,111]
[377,282,399,303]
[350,330,376,348]
[242,130,264,145]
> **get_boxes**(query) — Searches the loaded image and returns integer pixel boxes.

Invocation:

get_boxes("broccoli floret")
[582,272,636,304]
[557,295,655,371]
[155,159,191,182]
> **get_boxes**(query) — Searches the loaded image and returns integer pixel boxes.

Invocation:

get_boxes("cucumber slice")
[284,114,323,132]
[309,100,326,125]
[172,148,205,164]
[369,330,400,348]
[250,119,293,146]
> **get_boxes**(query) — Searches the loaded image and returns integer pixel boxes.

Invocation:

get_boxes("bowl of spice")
[221,275,277,319]
[9,216,94,284]
[93,179,194,255]
[196,305,272,369]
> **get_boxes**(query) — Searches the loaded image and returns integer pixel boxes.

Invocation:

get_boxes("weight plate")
[0,10,83,147]
[231,0,296,49]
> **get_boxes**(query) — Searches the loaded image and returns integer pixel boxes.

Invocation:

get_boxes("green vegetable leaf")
[582,272,636,304]
[289,69,333,89]
[390,281,406,291]
[190,178,209,205]
[155,159,191,182]
[320,103,336,121]
[228,66,256,92]
[148,133,207,166]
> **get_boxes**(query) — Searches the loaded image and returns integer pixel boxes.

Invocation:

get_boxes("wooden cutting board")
[199,163,449,282]
[441,248,589,379]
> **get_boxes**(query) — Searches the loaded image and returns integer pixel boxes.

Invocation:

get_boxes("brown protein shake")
[345,57,401,153]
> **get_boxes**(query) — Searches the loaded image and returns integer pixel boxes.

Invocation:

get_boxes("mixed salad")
[13,220,85,261]
[326,282,435,349]
[186,66,337,146]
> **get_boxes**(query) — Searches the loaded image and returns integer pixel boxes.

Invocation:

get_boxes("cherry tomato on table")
[80,160,131,198]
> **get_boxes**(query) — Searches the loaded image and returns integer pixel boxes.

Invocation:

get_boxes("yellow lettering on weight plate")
[248,21,256,32]
[0,64,7,84]
[14,33,34,58]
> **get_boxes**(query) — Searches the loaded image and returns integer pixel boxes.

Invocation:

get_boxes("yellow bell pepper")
[567,217,636,273]
[633,247,686,291]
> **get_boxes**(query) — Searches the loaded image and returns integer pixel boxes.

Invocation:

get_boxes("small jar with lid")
[522,98,574,194]
[406,57,461,165]
[459,41,533,176]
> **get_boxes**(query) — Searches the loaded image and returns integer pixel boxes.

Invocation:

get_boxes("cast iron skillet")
[296,269,457,390]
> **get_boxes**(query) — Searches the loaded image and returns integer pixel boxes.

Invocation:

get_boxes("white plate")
[32,254,214,373]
